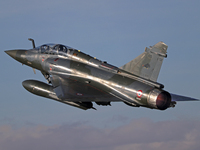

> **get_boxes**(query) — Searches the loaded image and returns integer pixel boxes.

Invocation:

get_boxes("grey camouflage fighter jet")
[5,39,199,110]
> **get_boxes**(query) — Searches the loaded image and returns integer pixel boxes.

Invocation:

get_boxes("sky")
[0,0,200,149]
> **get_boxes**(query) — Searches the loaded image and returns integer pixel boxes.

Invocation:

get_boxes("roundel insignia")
[137,90,143,98]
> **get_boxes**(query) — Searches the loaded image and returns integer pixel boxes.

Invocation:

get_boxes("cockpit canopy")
[37,44,76,56]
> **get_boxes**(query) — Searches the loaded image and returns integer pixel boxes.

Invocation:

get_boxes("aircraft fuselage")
[5,43,172,110]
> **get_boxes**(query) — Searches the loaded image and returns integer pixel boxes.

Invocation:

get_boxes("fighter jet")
[5,39,199,110]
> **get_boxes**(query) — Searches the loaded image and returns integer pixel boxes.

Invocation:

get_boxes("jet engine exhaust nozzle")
[156,91,171,110]
[147,89,171,110]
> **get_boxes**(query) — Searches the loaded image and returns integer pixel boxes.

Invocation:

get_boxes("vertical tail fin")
[120,42,168,82]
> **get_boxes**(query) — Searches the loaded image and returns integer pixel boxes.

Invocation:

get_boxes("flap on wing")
[120,42,168,82]
[170,93,199,101]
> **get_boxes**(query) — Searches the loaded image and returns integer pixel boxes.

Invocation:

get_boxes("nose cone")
[5,50,18,59]
[5,50,27,64]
